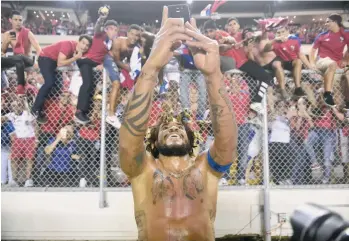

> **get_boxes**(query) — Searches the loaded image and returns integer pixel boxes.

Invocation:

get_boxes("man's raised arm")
[119,6,190,178]
[185,20,237,171]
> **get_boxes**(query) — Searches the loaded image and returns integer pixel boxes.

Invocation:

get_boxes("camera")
[290,203,349,241]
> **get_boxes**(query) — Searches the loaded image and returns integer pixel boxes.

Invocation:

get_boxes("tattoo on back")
[122,90,152,136]
[135,210,148,241]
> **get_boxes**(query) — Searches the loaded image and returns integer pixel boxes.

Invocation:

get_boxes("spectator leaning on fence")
[75,8,118,124]
[1,10,41,96]
[309,13,349,107]
[204,19,273,114]
[105,24,142,128]
[1,99,38,187]
[31,35,93,124]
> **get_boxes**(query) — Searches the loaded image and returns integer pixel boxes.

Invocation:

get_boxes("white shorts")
[316,57,337,73]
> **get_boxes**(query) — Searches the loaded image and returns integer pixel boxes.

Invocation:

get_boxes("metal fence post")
[262,95,271,241]
[99,68,108,208]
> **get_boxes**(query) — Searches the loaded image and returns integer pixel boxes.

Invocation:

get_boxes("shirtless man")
[1,10,42,96]
[119,7,237,241]
[105,24,142,128]
[246,30,290,100]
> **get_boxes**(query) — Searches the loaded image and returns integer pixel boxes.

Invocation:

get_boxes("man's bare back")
[131,153,219,241]
[253,39,277,66]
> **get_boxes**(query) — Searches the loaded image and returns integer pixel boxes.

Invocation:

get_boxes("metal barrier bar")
[99,69,108,208]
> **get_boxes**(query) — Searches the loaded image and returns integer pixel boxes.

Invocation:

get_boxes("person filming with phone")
[119,5,237,241]
[1,10,42,96]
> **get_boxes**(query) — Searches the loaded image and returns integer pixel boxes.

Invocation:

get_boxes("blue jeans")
[179,70,207,119]
[103,54,120,82]
[305,128,337,180]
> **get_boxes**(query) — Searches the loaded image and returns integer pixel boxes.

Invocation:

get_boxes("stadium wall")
[2,190,349,240]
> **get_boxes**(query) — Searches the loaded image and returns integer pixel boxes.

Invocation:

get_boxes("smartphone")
[168,4,191,23]
[10,31,16,38]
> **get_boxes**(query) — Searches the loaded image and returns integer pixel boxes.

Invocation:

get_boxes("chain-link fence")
[1,64,348,190]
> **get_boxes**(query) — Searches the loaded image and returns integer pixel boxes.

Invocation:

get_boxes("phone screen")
[10,31,16,38]
[168,4,190,23]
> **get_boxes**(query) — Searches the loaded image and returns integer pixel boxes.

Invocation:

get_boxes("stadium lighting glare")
[52,14,55,16]
[155,19,158,23]
[312,18,315,21]
[293,16,296,18]
[187,0,193,4]
[45,11,47,13]
[34,11,36,14]
[51,11,53,13]
[62,15,65,17]
[286,16,289,19]
[36,15,39,18]
[320,18,322,21]
[47,14,49,16]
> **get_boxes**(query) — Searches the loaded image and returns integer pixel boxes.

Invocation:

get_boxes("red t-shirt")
[13,27,31,56]
[79,120,101,141]
[148,100,162,127]
[313,108,335,130]
[313,28,349,62]
[41,100,75,134]
[40,40,77,61]
[273,39,300,61]
[228,80,250,125]
[215,30,248,68]
[83,32,108,64]
[343,126,349,137]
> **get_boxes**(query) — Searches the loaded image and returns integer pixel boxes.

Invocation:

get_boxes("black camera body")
[291,203,349,241]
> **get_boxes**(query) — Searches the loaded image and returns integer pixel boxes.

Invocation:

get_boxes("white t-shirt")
[5,111,35,138]
[69,71,83,97]
[269,116,290,143]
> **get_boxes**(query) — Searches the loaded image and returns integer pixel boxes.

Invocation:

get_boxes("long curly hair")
[145,109,201,159]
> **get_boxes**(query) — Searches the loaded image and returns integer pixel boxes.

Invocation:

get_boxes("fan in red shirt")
[75,6,118,125]
[309,13,349,107]
[271,26,314,98]
[1,10,41,96]
[31,35,92,124]
[202,19,273,115]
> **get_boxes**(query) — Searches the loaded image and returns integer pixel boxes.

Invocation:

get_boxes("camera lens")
[291,203,349,241]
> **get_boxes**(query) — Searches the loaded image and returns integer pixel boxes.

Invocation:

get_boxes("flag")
[211,0,227,14]
[200,4,211,17]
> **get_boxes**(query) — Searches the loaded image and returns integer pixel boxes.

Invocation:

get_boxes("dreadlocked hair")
[145,108,202,159]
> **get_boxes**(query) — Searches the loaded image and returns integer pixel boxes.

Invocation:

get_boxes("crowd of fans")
[1,9,348,188]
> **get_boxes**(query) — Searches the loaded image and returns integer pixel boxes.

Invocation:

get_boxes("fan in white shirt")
[1,100,37,187]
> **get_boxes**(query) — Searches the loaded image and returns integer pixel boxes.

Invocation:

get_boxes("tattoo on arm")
[122,91,152,136]
[210,104,224,134]
[135,210,148,241]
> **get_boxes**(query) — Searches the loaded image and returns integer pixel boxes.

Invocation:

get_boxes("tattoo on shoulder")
[151,169,176,205]
[122,90,152,136]
[135,210,148,241]
[183,169,204,200]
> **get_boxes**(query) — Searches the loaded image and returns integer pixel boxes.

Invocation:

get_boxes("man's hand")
[184,19,220,77]
[340,61,348,69]
[74,51,83,60]
[96,65,104,71]
[144,6,191,71]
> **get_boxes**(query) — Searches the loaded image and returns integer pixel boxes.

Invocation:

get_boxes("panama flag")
[211,0,227,14]
[200,4,212,17]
